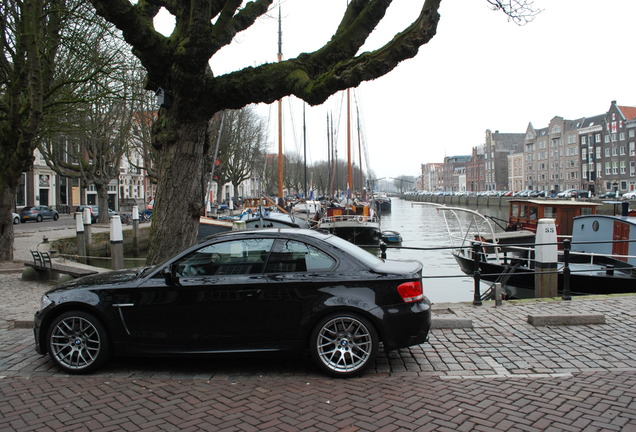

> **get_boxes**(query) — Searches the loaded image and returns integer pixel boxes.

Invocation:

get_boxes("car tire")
[13,216,19,224]
[36,214,43,222]
[46,311,110,374]
[53,213,59,221]
[310,312,378,378]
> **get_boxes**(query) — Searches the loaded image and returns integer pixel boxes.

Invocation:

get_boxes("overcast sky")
[157,0,636,182]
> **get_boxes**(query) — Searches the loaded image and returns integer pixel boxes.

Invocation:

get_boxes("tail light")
[397,280,423,303]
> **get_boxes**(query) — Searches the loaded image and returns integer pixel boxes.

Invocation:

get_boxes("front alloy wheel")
[47,311,110,373]
[311,313,378,377]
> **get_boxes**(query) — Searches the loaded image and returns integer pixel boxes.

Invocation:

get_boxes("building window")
[581,136,586,145]
[612,147,618,156]
[630,142,635,156]
[595,133,601,143]
[620,161,626,174]
[596,147,602,159]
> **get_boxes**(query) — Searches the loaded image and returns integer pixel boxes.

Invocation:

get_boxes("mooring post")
[83,207,92,257]
[132,205,139,256]
[110,215,124,270]
[535,218,558,298]
[562,238,571,300]
[380,243,387,259]
[75,212,86,264]
[472,242,483,306]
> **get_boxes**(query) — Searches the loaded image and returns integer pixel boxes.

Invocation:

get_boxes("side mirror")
[162,265,179,286]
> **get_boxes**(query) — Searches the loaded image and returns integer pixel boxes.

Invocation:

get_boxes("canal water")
[379,198,502,304]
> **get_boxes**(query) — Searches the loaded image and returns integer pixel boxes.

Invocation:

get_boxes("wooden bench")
[24,251,98,280]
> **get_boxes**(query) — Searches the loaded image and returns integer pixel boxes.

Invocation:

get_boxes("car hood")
[47,267,148,293]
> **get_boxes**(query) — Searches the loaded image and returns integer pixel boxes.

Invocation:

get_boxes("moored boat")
[381,230,402,244]
[317,200,381,245]
[440,201,636,299]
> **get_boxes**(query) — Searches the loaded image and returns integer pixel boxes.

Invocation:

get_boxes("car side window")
[265,240,335,273]
[174,238,275,277]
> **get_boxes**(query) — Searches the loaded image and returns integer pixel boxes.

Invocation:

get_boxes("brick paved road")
[2,271,636,430]
[1,367,636,431]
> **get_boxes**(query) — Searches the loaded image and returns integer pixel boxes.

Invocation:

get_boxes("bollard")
[380,243,387,259]
[75,212,87,264]
[534,218,558,298]
[494,282,503,307]
[83,207,92,256]
[132,205,139,257]
[110,215,124,270]
[472,242,483,306]
[562,239,571,300]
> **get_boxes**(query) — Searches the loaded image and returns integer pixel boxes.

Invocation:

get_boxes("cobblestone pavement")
[2,267,636,430]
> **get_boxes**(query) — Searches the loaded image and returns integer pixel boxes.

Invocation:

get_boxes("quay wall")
[402,194,626,216]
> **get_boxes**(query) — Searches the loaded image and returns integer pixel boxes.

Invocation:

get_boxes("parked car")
[622,190,636,200]
[74,205,118,223]
[598,191,619,199]
[12,212,20,224]
[34,228,431,377]
[19,205,59,223]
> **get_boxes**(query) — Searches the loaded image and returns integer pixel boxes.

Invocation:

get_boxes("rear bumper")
[375,297,431,352]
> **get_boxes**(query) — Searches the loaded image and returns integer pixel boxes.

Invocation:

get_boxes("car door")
[124,238,275,351]
[260,239,338,347]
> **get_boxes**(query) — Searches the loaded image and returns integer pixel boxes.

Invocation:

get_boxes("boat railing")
[320,214,380,224]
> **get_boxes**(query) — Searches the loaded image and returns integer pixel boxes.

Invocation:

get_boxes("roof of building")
[618,105,636,121]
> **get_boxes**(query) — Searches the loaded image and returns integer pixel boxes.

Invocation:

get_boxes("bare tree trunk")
[0,186,15,262]
[96,184,110,224]
[146,120,208,265]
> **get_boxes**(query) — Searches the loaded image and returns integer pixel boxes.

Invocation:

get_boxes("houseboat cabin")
[508,200,601,237]
[571,215,636,266]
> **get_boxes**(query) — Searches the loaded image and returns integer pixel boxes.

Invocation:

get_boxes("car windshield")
[321,233,384,267]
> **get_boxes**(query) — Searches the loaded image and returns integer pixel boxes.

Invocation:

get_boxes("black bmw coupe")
[34,228,431,377]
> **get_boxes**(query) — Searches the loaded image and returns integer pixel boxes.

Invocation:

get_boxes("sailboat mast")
[303,104,307,198]
[356,104,364,200]
[277,7,284,205]
[346,88,352,198]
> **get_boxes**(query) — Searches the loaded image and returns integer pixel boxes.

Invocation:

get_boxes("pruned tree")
[39,96,135,223]
[88,0,539,264]
[208,107,267,204]
[0,0,129,261]
[224,107,268,203]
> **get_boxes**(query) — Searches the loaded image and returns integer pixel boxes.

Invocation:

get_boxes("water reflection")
[378,198,479,304]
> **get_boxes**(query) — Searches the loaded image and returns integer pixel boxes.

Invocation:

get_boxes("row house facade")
[442,155,471,192]
[484,130,524,191]
[465,146,485,192]
[415,100,636,196]
[579,101,636,195]
[523,116,582,194]
[522,101,636,195]
[420,163,444,192]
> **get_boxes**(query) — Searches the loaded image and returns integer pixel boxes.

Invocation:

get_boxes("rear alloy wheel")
[47,311,110,374]
[310,313,378,377]
[36,214,43,222]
